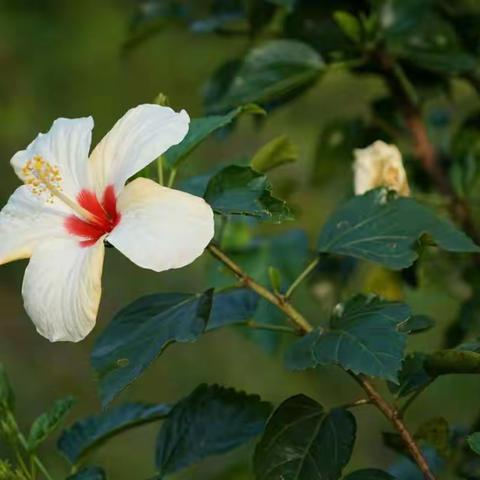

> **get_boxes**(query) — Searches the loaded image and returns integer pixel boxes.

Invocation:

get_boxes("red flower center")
[65,185,121,247]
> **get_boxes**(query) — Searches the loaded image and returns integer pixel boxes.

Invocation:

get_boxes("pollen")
[22,155,63,201]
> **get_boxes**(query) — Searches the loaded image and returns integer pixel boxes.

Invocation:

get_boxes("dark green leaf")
[28,396,75,450]
[0,364,14,412]
[58,403,171,464]
[155,384,272,476]
[91,290,213,406]
[344,469,395,480]
[398,314,435,334]
[285,295,409,381]
[388,353,433,398]
[254,395,356,480]
[379,0,476,74]
[206,288,259,331]
[164,105,263,169]
[209,40,324,112]
[317,189,479,270]
[468,432,480,455]
[251,135,298,173]
[67,466,106,480]
[204,165,292,222]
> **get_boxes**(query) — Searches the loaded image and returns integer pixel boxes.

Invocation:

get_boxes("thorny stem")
[208,242,436,479]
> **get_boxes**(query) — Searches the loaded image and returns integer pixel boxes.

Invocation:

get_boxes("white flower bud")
[353,140,410,196]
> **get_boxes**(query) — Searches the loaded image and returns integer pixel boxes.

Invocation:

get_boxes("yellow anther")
[22,155,96,223]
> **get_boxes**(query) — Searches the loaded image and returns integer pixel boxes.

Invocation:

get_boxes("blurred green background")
[0,1,479,478]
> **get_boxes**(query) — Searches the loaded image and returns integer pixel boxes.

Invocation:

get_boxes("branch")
[375,52,480,245]
[208,242,436,480]
[353,376,435,480]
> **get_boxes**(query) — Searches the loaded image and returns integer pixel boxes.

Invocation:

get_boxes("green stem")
[398,381,433,418]
[244,320,297,334]
[157,156,164,186]
[284,257,320,299]
[31,456,54,480]
[167,168,177,188]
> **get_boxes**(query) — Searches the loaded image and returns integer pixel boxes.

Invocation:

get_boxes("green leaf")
[317,189,479,270]
[91,290,213,406]
[285,295,409,381]
[0,364,14,412]
[206,288,259,331]
[468,432,480,455]
[28,396,75,451]
[398,314,435,334]
[251,135,298,173]
[204,165,292,222]
[333,11,362,43]
[344,469,396,480]
[388,353,433,398]
[209,40,324,112]
[164,105,263,169]
[268,266,282,292]
[253,395,356,480]
[155,384,272,476]
[58,403,171,464]
[67,467,106,480]
[379,0,476,74]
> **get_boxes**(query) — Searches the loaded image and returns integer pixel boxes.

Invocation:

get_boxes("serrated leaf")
[164,105,262,169]
[254,395,356,480]
[388,353,433,398]
[58,403,170,464]
[67,466,106,480]
[251,135,298,173]
[28,396,75,451]
[204,165,292,222]
[206,288,259,331]
[91,290,213,406]
[285,295,409,381]
[317,189,479,270]
[0,364,14,412]
[209,40,324,112]
[344,469,396,480]
[155,384,272,476]
[468,432,480,455]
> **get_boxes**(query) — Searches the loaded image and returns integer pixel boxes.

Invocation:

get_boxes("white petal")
[11,117,93,197]
[88,104,189,194]
[22,237,105,342]
[108,178,214,272]
[0,186,69,265]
